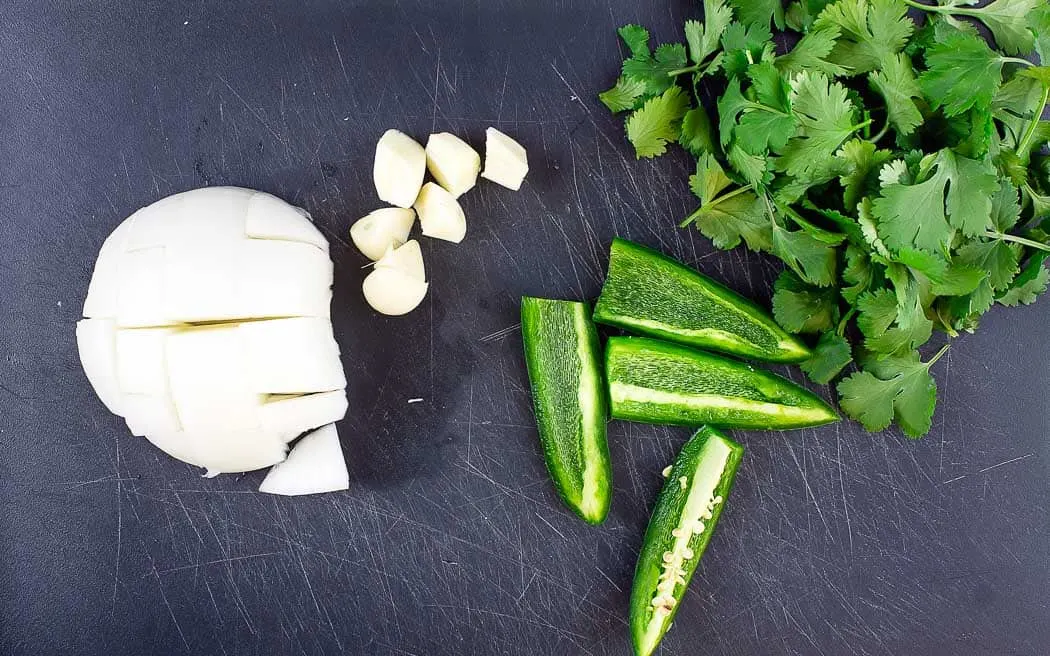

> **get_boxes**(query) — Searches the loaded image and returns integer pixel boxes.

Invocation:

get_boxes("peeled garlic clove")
[481,127,529,191]
[350,208,416,260]
[373,130,426,208]
[362,266,429,316]
[425,132,481,198]
[414,182,466,243]
[376,239,426,282]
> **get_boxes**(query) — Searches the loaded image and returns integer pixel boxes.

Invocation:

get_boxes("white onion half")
[77,187,349,476]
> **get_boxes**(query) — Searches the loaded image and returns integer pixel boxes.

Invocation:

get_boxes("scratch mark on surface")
[533,512,567,541]
[595,566,622,592]
[977,453,1034,474]
[112,437,123,610]
[431,54,442,133]
[157,552,282,575]
[466,373,475,466]
[479,323,521,343]
[217,74,289,148]
[152,565,191,653]
[332,35,350,87]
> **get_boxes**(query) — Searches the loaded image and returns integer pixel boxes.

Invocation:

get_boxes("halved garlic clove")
[362,266,429,316]
[373,129,426,208]
[350,207,416,260]
[481,127,529,191]
[414,182,466,243]
[376,239,426,282]
[425,132,481,198]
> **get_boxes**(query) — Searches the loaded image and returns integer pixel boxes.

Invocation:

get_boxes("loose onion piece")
[77,187,348,476]
[259,424,349,496]
[373,129,426,208]
[481,127,529,191]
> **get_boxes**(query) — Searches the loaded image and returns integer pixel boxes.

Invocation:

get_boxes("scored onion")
[77,187,349,478]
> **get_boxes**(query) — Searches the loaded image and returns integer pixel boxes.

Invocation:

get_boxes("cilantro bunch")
[600,0,1050,437]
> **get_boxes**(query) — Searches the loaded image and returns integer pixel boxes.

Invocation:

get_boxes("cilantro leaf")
[893,247,947,281]
[838,139,893,209]
[728,143,775,188]
[856,288,898,337]
[772,221,839,287]
[776,71,860,179]
[728,0,785,31]
[1031,3,1050,64]
[776,25,849,78]
[625,86,691,158]
[772,269,841,333]
[720,21,776,79]
[599,76,647,113]
[842,244,876,303]
[857,197,892,259]
[737,111,798,154]
[816,0,914,75]
[717,77,747,147]
[786,0,835,33]
[688,152,733,202]
[748,60,791,112]
[683,154,773,251]
[618,25,651,58]
[837,346,947,438]
[801,331,853,384]
[868,52,924,136]
[679,107,716,157]
[977,0,1044,56]
[919,0,1044,57]
[919,28,1004,117]
[990,179,1022,232]
[955,239,1021,292]
[927,262,987,297]
[998,252,1050,306]
[623,43,689,96]
[803,203,865,245]
[861,267,933,356]
[728,62,797,154]
[873,149,998,252]
[686,0,735,64]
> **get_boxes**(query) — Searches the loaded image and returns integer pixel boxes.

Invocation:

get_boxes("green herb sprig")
[600,0,1050,437]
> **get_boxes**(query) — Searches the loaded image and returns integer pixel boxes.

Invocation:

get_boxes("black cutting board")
[2,2,1048,654]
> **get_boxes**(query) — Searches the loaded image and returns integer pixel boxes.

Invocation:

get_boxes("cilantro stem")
[852,119,874,133]
[900,0,1036,36]
[837,308,856,337]
[899,0,945,12]
[1000,57,1035,68]
[666,64,700,77]
[680,184,754,226]
[925,343,951,369]
[868,121,890,144]
[984,230,1050,253]
[1016,84,1050,157]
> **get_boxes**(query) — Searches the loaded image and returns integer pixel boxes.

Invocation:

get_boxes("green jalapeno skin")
[594,238,810,364]
[521,297,611,524]
[630,426,744,656]
[605,336,838,430]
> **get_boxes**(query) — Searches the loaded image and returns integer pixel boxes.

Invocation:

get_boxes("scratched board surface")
[1,1,1049,655]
